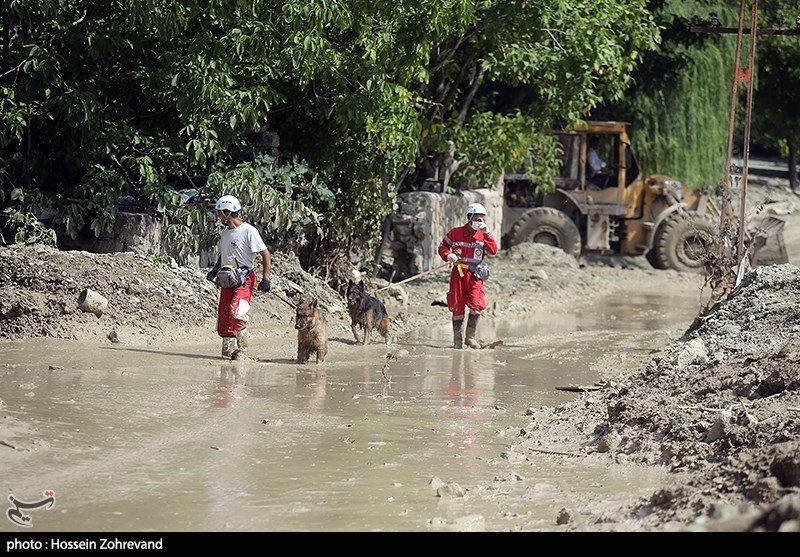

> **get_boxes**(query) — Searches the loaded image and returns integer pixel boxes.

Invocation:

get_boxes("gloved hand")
[447,253,459,265]
[479,222,489,233]
[206,269,218,282]
[258,278,271,292]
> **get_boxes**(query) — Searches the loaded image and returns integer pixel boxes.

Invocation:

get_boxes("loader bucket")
[750,216,789,267]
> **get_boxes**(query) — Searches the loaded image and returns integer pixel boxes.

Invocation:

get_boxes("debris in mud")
[513,263,800,531]
[0,244,343,343]
[556,508,573,525]
[555,384,603,392]
[478,339,504,349]
[430,476,466,498]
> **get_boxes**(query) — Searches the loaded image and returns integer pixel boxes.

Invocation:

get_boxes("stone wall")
[86,212,216,268]
[68,183,503,279]
[94,212,166,256]
[388,188,503,280]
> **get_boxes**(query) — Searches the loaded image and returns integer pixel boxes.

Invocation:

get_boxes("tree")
[409,0,661,193]
[592,1,739,192]
[751,1,800,191]
[1,1,662,278]
[0,1,475,265]
[1,1,292,242]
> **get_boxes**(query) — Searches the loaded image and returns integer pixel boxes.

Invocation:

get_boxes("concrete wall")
[388,188,503,280]
[72,185,503,280]
[94,212,166,256]
[85,212,215,268]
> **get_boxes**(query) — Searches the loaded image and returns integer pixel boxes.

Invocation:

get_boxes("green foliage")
[749,0,800,188]
[145,253,175,267]
[2,0,666,274]
[2,207,57,247]
[164,153,336,263]
[752,29,800,149]
[163,204,211,265]
[413,0,661,190]
[434,111,563,192]
[599,2,738,192]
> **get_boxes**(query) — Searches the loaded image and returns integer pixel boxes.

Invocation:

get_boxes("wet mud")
[1,283,700,532]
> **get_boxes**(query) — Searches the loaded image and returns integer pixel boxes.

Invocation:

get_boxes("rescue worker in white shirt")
[206,195,271,360]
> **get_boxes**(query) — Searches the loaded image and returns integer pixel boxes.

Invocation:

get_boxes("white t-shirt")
[219,222,268,269]
[588,147,606,176]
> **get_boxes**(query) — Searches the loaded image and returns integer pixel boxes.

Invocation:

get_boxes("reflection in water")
[211,364,244,408]
[442,351,495,410]
[437,350,503,470]
[295,369,327,412]
[0,285,703,531]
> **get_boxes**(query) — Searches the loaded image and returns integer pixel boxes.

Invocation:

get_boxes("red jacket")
[438,224,498,265]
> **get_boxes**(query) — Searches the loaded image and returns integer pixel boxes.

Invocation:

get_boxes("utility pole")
[691,1,800,292]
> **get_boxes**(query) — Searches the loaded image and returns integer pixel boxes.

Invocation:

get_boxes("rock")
[556,508,573,525]
[430,477,465,498]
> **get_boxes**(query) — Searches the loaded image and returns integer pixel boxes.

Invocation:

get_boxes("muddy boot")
[464,314,481,349]
[232,328,249,360]
[452,319,464,350]
[221,337,237,359]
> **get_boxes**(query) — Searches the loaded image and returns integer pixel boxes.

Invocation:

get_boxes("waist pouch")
[469,262,490,282]
[215,266,251,289]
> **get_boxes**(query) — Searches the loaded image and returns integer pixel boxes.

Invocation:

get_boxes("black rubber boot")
[453,319,463,349]
[232,328,249,360]
[221,337,237,359]
[465,314,481,349]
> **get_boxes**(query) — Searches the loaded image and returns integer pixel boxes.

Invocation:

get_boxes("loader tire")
[507,207,582,258]
[651,212,717,273]
[645,248,666,270]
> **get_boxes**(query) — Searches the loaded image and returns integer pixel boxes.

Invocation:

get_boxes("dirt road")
[1,179,799,532]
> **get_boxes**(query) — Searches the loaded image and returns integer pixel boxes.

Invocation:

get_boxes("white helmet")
[466,202,487,217]
[215,195,241,213]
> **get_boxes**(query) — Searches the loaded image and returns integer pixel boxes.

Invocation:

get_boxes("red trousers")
[217,272,257,337]
[447,265,486,317]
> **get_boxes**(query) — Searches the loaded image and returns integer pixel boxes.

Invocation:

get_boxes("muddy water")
[0,285,704,532]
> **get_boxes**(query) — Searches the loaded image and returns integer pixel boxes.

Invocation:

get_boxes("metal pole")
[736,0,758,280]
[692,0,785,292]
[718,0,748,258]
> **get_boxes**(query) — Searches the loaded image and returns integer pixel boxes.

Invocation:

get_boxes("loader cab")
[501,122,644,248]
[572,130,638,191]
[585,134,616,188]
[559,125,641,201]
[503,126,640,204]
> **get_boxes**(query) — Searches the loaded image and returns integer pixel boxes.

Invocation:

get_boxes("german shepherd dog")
[295,298,328,364]
[346,280,390,345]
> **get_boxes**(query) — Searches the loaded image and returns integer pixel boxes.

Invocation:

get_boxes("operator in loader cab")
[587,136,614,188]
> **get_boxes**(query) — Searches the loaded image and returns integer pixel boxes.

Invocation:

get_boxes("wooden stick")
[527,447,580,458]
[739,398,759,425]
[269,290,296,308]
[375,262,450,291]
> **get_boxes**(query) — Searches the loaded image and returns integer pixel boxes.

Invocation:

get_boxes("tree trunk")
[373,171,407,270]
[789,136,798,193]
[2,12,9,77]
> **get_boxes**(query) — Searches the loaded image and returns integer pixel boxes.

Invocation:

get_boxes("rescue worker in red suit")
[206,195,271,359]
[437,202,498,349]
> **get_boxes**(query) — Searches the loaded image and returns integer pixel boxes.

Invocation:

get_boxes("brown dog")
[346,280,390,344]
[295,298,328,364]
